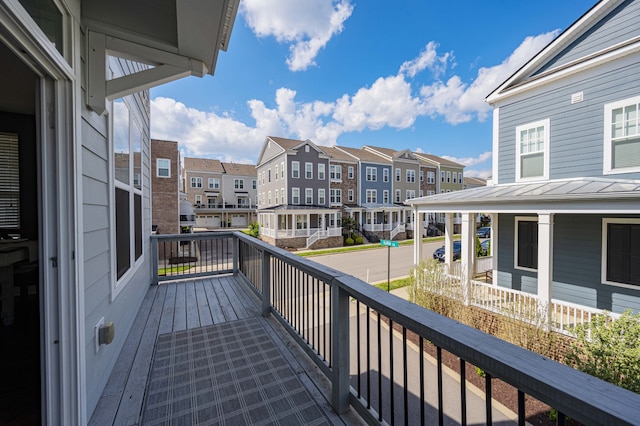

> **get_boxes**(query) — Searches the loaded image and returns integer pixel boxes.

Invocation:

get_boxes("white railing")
[475,256,492,274]
[306,231,320,248]
[390,223,405,240]
[306,228,342,248]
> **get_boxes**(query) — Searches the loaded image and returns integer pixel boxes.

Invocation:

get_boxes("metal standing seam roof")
[406,177,640,212]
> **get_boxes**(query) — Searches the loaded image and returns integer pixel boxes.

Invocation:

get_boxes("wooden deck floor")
[88,275,264,425]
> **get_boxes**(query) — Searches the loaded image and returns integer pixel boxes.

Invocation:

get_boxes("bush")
[355,236,364,245]
[345,237,354,246]
[565,309,640,393]
[247,222,260,238]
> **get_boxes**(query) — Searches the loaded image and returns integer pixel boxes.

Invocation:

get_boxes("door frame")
[0,2,82,424]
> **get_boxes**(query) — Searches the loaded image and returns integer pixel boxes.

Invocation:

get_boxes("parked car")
[433,240,461,262]
[476,227,491,238]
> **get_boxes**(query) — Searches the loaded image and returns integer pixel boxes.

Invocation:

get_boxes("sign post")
[380,239,399,292]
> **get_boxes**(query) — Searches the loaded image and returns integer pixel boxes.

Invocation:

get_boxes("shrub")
[565,309,640,393]
[345,237,354,246]
[355,236,364,245]
[247,222,260,238]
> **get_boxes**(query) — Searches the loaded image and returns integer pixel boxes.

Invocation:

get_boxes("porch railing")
[153,232,640,425]
[389,223,405,240]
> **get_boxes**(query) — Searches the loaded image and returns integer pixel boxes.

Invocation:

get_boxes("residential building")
[334,146,401,241]
[0,0,239,423]
[220,162,258,227]
[416,153,440,236]
[151,139,180,235]
[320,145,359,220]
[409,0,640,316]
[463,176,487,189]
[256,137,341,249]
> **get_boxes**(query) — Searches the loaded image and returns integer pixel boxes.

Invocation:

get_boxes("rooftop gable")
[183,157,225,173]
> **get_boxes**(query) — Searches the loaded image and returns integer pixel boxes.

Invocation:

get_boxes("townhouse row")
[255,137,467,249]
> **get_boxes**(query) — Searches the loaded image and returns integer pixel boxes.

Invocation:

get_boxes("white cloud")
[441,151,492,167]
[463,168,492,179]
[240,0,353,71]
[419,30,559,124]
[399,41,452,79]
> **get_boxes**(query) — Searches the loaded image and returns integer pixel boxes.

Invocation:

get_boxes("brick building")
[151,139,180,235]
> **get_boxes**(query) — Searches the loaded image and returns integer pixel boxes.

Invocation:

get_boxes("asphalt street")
[307,240,445,284]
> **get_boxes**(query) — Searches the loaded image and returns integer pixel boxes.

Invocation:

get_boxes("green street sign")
[380,239,399,248]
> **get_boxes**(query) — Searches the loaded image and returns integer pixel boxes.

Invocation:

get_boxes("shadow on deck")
[89,275,358,425]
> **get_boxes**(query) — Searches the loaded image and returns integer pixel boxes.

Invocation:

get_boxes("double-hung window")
[234,179,244,189]
[305,188,313,204]
[348,166,354,179]
[208,178,220,189]
[366,189,377,204]
[348,189,354,202]
[406,169,416,183]
[419,170,424,182]
[156,159,170,177]
[395,189,401,203]
[602,219,640,287]
[516,119,549,181]
[382,190,389,204]
[383,168,389,182]
[191,177,202,188]
[112,97,143,287]
[604,96,640,174]
[292,188,300,205]
[515,217,538,271]
[330,189,342,205]
[427,171,435,184]
[292,161,300,178]
[440,171,445,182]
[305,162,313,179]
[318,188,326,205]
[366,167,377,181]
[318,163,326,180]
[330,165,342,181]
[395,168,401,182]
[275,165,279,180]
[406,190,415,200]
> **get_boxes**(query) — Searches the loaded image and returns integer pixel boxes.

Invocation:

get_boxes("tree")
[341,215,358,237]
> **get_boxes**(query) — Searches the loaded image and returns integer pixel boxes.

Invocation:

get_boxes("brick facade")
[151,139,179,235]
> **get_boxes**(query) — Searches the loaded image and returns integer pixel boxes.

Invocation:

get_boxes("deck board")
[172,282,187,331]
[194,280,214,327]
[185,281,200,329]
[211,276,238,321]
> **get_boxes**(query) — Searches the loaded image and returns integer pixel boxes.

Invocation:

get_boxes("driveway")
[307,240,445,284]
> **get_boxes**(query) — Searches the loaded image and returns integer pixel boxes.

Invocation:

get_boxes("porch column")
[537,213,554,325]
[413,207,423,265]
[460,213,475,306]
[444,213,454,274]
[307,213,310,236]
[491,214,498,282]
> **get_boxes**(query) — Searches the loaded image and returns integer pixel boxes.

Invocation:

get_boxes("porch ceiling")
[407,177,640,214]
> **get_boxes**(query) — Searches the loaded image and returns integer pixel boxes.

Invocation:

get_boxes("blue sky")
[150,0,597,178]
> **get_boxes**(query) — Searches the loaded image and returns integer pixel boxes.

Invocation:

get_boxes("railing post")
[331,279,350,414]
[233,235,239,275]
[151,236,159,285]
[261,250,271,317]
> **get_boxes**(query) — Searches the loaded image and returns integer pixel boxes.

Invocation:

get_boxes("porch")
[90,232,639,425]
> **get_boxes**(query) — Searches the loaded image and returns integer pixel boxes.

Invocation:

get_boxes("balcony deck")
[89,275,353,425]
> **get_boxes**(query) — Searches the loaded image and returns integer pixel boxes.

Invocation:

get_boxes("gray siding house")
[256,137,342,249]
[409,0,640,316]
[0,1,239,423]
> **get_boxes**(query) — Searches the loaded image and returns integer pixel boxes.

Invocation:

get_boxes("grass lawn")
[158,265,194,275]
[298,235,453,257]
[373,276,413,291]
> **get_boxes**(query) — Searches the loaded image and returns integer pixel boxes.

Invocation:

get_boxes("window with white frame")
[305,162,313,179]
[383,168,389,182]
[281,162,285,179]
[419,170,424,182]
[406,169,416,183]
[252,179,257,189]
[395,168,401,182]
[292,188,300,204]
[366,167,377,181]
[275,165,279,180]
[366,189,377,204]
[383,190,389,204]
[515,217,538,271]
[234,178,244,189]
[292,161,300,178]
[427,190,434,196]
[268,169,271,182]
[427,171,435,184]
[268,191,271,205]
[208,178,220,189]
[330,189,342,205]
[275,189,279,205]
[446,171,451,183]
[348,166,354,179]
[348,189,354,202]
[602,218,640,287]
[458,172,462,183]
[452,173,457,183]
[318,188,326,205]
[516,119,549,180]
[112,97,143,284]
[406,190,416,200]
[395,189,401,203]
[156,158,170,177]
[419,190,423,197]
[305,145,310,153]
[191,177,202,188]
[330,164,342,181]
[604,96,640,174]
[306,188,313,204]
[440,171,445,182]
[318,163,326,180]
[195,195,202,205]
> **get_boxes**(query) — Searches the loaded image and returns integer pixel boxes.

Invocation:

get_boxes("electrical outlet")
[95,317,105,353]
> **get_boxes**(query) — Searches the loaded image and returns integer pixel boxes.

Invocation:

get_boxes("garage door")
[231,214,247,227]
[197,215,221,228]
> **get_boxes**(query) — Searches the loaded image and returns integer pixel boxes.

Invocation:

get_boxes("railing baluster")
[485,373,492,425]
[377,311,382,421]
[460,359,467,426]
[420,336,424,425]
[366,305,371,409]
[389,318,394,426]
[437,347,443,426]
[518,390,525,426]
[356,300,361,398]
[403,327,408,426]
